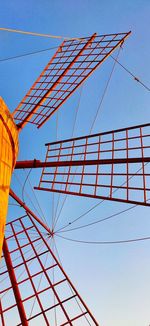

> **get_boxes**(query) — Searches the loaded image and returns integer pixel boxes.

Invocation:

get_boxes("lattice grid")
[35,123,150,206]
[0,214,98,325]
[13,31,130,128]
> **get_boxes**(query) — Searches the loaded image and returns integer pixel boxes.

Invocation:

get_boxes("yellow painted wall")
[0,97,19,257]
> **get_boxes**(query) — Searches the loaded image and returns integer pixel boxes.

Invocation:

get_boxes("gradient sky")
[1,1,150,325]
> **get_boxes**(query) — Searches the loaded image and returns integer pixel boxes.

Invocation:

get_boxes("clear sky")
[1,1,150,325]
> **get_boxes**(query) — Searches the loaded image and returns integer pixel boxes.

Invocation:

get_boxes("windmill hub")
[51,229,55,237]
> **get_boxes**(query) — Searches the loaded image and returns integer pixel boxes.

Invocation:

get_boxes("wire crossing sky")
[1,1,150,326]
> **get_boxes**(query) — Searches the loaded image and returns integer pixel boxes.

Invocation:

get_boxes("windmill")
[1,30,145,325]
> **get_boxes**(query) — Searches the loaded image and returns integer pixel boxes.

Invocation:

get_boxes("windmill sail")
[1,213,99,325]
[13,31,130,129]
[0,97,19,258]
[35,123,150,206]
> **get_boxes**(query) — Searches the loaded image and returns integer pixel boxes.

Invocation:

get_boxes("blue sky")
[1,1,150,325]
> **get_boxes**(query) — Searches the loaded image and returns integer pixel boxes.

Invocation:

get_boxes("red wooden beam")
[9,189,52,235]
[0,301,5,326]
[3,238,28,326]
[34,186,150,207]
[15,157,150,169]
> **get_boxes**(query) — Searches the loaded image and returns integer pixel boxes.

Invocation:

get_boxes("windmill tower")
[0,30,143,325]
[0,98,19,257]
